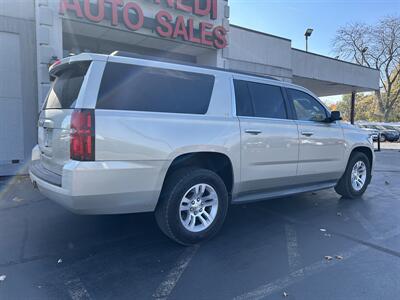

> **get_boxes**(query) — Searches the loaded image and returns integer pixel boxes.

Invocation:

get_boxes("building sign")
[59,0,227,49]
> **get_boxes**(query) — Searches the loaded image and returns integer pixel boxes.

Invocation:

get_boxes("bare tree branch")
[332,15,400,121]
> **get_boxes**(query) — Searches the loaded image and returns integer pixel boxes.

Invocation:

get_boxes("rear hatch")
[38,61,91,175]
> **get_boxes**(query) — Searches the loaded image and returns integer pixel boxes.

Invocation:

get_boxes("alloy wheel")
[179,183,219,233]
[351,161,367,191]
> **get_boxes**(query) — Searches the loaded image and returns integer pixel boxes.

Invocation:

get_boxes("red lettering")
[211,0,218,20]
[106,0,123,26]
[173,16,189,41]
[194,0,211,17]
[123,2,144,31]
[156,11,173,38]
[200,22,213,46]
[213,26,227,49]
[188,18,201,44]
[154,0,174,8]
[59,0,83,18]
[176,0,192,13]
[83,0,104,22]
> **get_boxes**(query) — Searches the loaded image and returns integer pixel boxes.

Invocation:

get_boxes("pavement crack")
[329,230,400,259]
[262,207,400,259]
[373,170,400,173]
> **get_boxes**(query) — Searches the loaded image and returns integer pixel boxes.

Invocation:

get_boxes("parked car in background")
[381,124,400,136]
[29,52,374,245]
[356,124,379,141]
[359,124,400,142]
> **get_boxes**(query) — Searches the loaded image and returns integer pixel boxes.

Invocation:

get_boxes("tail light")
[70,109,95,161]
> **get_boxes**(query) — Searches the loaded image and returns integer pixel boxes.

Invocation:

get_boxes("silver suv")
[30,52,374,245]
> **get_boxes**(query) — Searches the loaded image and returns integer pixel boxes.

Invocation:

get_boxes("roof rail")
[110,50,280,81]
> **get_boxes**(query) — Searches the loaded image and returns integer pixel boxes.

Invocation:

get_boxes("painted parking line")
[352,211,381,239]
[65,277,92,300]
[284,224,302,272]
[234,225,400,300]
[153,245,200,300]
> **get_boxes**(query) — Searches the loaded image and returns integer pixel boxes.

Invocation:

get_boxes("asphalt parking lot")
[0,149,400,300]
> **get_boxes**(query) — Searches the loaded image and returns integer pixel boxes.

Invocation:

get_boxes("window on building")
[287,89,327,121]
[97,63,215,114]
[234,80,287,119]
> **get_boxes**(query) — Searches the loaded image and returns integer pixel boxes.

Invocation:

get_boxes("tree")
[392,75,400,120]
[334,93,380,122]
[333,16,400,121]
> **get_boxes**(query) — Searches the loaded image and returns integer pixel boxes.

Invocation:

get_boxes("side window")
[248,82,287,119]
[287,89,327,122]
[97,63,215,114]
[234,80,254,117]
[234,80,287,119]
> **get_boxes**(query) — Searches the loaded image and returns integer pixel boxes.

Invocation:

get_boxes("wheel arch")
[161,151,235,197]
[350,146,374,167]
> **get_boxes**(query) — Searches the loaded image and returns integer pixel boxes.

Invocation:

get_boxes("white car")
[30,52,374,245]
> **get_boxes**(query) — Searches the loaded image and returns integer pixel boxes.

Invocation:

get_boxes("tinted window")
[45,62,90,109]
[234,80,287,119]
[97,63,215,114]
[287,89,327,121]
[234,80,253,117]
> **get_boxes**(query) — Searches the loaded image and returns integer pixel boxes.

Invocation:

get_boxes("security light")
[304,28,314,52]
[361,47,369,65]
[304,28,314,37]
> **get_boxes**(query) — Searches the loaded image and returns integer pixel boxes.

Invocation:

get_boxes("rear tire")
[155,168,229,245]
[335,152,371,199]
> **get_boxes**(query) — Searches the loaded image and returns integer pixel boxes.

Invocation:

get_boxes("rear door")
[234,78,299,195]
[38,61,91,174]
[286,88,345,182]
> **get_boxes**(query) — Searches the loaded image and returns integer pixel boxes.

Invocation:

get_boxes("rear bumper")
[29,159,167,215]
[30,160,61,186]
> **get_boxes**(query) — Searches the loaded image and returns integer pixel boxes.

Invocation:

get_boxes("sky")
[229,0,400,56]
[229,0,400,104]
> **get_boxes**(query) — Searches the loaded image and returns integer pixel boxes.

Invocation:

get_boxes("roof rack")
[110,51,279,81]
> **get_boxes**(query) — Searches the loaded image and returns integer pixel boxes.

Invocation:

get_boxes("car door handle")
[245,129,262,135]
[301,131,314,137]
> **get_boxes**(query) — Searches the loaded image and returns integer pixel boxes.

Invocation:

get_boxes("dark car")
[363,124,400,142]
[357,124,379,141]
[382,124,400,135]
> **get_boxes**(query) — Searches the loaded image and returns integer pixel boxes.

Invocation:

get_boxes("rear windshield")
[44,61,91,109]
[96,62,215,114]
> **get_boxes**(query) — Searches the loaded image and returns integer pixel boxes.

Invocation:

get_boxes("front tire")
[155,168,229,245]
[335,152,371,199]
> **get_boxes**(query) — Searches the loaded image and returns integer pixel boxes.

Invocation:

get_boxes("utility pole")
[350,91,356,124]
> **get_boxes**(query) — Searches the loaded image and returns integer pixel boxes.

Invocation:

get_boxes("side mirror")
[329,111,342,122]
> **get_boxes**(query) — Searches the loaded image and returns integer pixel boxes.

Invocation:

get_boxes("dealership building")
[0,0,380,175]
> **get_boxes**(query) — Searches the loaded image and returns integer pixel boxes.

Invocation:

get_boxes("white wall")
[35,0,63,110]
[225,25,293,81]
[0,0,35,20]
[292,49,380,92]
[0,4,38,175]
